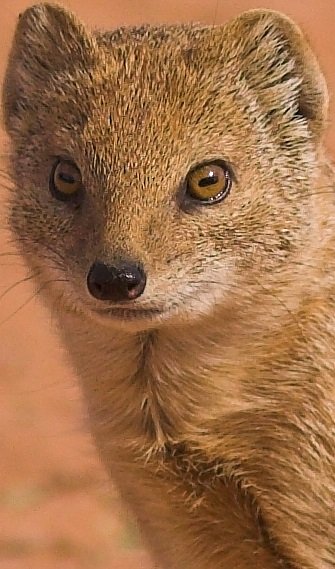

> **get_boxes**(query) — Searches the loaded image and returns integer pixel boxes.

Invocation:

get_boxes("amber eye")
[186,161,231,204]
[50,160,83,202]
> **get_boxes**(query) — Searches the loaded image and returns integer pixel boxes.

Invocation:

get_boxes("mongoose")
[2,3,335,568]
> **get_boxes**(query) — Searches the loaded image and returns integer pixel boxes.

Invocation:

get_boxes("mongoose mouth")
[94,306,163,321]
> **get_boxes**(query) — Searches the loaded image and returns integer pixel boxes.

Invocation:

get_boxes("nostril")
[124,267,146,299]
[122,267,144,288]
[93,281,103,294]
[87,261,146,302]
[87,261,115,301]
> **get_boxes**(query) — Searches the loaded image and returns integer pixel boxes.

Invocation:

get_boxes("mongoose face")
[3,4,328,331]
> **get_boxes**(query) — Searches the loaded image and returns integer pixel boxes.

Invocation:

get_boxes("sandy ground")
[0,2,334,568]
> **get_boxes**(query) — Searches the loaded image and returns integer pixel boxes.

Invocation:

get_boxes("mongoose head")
[2,4,328,331]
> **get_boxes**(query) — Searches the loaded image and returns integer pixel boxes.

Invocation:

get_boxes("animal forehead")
[81,41,232,148]
[97,43,213,101]
[93,25,235,104]
[82,87,228,176]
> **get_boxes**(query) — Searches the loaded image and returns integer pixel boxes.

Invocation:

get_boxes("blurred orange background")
[0,2,334,568]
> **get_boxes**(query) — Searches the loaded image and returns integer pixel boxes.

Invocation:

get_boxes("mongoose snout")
[86,260,147,302]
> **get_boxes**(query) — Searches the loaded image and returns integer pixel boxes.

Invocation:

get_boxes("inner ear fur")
[2,3,98,134]
[223,10,328,141]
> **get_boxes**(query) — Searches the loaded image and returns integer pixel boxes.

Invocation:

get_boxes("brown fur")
[2,4,335,568]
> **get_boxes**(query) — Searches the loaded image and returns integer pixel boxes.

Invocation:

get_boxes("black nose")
[87,261,146,302]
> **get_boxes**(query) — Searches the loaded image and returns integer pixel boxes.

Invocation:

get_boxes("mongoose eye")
[50,160,83,202]
[185,161,231,204]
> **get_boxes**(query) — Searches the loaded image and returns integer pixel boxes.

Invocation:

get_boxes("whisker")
[3,237,26,248]
[0,169,12,179]
[192,273,306,339]
[0,264,26,269]
[0,278,67,328]
[0,251,26,259]
[283,259,322,271]
[33,242,69,268]
[252,274,302,319]
[305,183,335,198]
[0,287,42,327]
[0,272,39,303]
[0,237,69,272]
[308,190,335,198]
[0,167,11,175]
[0,186,14,192]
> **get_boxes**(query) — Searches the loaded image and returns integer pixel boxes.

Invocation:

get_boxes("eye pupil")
[198,174,218,187]
[58,173,75,184]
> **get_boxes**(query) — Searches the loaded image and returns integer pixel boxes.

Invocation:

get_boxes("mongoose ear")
[2,3,98,134]
[223,10,328,141]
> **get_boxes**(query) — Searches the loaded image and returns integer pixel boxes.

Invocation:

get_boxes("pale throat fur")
[2,4,335,568]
